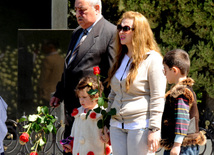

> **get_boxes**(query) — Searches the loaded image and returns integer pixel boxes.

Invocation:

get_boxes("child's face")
[163,64,175,84]
[78,89,97,110]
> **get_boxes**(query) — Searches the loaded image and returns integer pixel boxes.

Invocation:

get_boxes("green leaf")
[37,117,42,124]
[102,92,108,100]
[39,138,45,146]
[37,106,42,113]
[41,116,46,123]
[51,118,56,124]
[108,108,116,115]
[31,122,35,129]
[47,114,54,119]
[101,110,107,115]
[19,117,27,122]
[43,117,48,124]
[28,114,38,122]
[34,124,42,132]
[42,106,49,115]
[98,97,104,107]
[94,107,101,113]
[47,123,53,132]
[43,127,49,134]
[53,126,57,134]
[23,124,30,129]
[103,101,108,108]
[43,137,47,143]
[97,119,103,129]
[86,110,92,119]
[87,89,98,95]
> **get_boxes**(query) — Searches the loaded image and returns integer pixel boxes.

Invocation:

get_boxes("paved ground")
[4,139,212,155]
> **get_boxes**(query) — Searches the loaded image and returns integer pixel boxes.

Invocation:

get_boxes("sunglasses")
[117,25,134,32]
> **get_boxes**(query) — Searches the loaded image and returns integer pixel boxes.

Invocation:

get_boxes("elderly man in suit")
[50,0,116,142]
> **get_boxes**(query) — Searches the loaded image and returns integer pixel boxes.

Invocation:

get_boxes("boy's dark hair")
[163,49,190,75]
[75,76,104,99]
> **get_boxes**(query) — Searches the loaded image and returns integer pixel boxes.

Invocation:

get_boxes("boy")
[160,49,206,155]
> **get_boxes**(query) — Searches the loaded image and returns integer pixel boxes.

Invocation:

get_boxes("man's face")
[75,0,99,29]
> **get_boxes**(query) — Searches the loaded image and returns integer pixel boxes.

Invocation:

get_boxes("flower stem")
[102,117,107,155]
[26,123,32,133]
[96,75,100,97]
[104,143,106,155]
[35,135,43,152]
[35,139,39,152]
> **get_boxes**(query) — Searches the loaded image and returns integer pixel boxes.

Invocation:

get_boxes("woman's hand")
[99,126,110,143]
[147,130,160,152]
[63,144,72,153]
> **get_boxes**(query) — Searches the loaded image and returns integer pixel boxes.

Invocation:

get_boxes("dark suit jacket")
[54,17,116,115]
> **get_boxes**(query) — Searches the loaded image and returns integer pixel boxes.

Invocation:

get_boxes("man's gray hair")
[86,0,102,12]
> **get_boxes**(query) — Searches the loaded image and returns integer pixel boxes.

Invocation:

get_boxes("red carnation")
[89,112,97,119]
[93,66,100,75]
[105,145,111,155]
[30,151,38,155]
[87,151,95,155]
[19,132,29,143]
[71,108,79,117]
[77,153,79,155]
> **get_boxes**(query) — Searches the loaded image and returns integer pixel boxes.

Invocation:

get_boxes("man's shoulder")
[95,17,116,30]
[103,17,116,26]
[102,18,116,30]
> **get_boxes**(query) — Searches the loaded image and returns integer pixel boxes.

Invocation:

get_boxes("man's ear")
[94,5,100,13]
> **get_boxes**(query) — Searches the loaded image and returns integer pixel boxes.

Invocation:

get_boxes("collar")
[86,15,103,33]
[165,77,195,98]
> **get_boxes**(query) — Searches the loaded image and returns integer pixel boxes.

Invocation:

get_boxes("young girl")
[61,76,111,155]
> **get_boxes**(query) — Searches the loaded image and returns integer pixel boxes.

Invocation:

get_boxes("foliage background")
[0,0,213,129]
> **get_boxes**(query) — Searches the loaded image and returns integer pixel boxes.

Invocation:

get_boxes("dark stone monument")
[17,30,73,118]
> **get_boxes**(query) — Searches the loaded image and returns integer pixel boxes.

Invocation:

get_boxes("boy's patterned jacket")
[160,78,206,150]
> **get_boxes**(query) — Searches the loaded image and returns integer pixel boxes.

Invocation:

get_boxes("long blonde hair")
[107,11,161,90]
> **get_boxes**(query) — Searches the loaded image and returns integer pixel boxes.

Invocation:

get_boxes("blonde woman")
[105,11,166,155]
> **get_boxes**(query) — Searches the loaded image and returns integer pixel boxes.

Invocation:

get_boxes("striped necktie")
[67,29,88,65]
